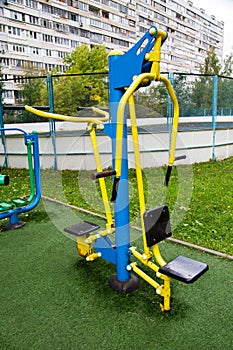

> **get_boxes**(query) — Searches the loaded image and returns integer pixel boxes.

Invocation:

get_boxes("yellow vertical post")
[160,76,180,167]
[89,126,113,231]
[128,94,151,257]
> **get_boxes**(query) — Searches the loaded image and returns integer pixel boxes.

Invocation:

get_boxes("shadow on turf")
[72,256,191,320]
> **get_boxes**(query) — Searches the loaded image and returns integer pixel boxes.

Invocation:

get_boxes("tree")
[17,70,48,122]
[200,46,221,75]
[191,48,220,113]
[52,44,108,115]
[221,54,233,76]
[18,45,109,119]
[191,49,233,115]
[217,54,233,113]
[173,74,195,116]
[134,82,168,117]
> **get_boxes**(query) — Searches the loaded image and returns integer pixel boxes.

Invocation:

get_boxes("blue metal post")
[108,52,131,283]
[0,87,8,168]
[47,75,57,170]
[212,75,218,161]
[106,28,158,292]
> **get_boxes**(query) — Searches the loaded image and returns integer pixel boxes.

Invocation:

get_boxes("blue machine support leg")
[108,52,140,293]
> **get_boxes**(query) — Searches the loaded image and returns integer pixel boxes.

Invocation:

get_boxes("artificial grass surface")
[0,201,232,350]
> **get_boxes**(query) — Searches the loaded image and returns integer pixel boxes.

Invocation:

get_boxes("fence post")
[167,72,174,148]
[47,75,57,170]
[212,75,218,161]
[0,86,8,168]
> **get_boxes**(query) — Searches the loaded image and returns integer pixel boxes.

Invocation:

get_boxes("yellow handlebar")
[114,28,179,181]
[25,105,109,124]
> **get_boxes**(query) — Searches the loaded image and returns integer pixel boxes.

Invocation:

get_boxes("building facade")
[0,0,224,103]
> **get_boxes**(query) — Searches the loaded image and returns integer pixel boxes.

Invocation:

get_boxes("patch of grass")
[1,157,232,254]
[175,158,233,254]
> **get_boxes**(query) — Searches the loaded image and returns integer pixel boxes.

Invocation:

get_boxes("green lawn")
[1,157,232,255]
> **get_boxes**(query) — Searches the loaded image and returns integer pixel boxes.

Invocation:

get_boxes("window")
[8,26,21,36]
[58,51,66,58]
[12,44,25,53]
[3,90,13,99]
[90,19,102,28]
[43,34,53,42]
[31,47,40,55]
[9,0,23,5]
[69,26,79,35]
[1,58,9,67]
[102,11,109,19]
[102,22,111,31]
[109,2,118,9]
[10,11,22,21]
[41,4,53,14]
[67,0,79,9]
[119,4,127,14]
[80,29,89,38]
[0,42,8,54]
[0,25,6,33]
[25,0,37,9]
[29,30,38,39]
[70,13,79,22]
[89,5,100,16]
[129,20,135,27]
[128,8,135,17]
[103,35,111,43]
[79,1,88,11]
[54,37,70,46]
[29,15,39,25]
[111,37,129,48]
[90,32,102,43]
[139,26,147,33]
[46,49,52,56]
[71,40,79,47]
[41,19,52,29]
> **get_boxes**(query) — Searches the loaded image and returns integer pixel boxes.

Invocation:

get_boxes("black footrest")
[159,255,209,283]
[64,221,100,237]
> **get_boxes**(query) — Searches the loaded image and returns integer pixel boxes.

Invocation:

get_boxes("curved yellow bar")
[160,76,179,167]
[25,105,109,124]
[152,245,167,267]
[115,74,179,178]
[115,72,156,178]
[128,94,150,256]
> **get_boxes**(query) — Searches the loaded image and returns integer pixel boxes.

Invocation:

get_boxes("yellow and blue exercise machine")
[26,26,208,311]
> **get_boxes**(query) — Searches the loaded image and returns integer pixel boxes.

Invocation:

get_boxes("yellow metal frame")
[25,105,114,256]
[113,28,180,311]
[26,29,180,310]
[25,105,109,124]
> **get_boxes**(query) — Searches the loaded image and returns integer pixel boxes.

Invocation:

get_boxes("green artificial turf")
[0,201,232,350]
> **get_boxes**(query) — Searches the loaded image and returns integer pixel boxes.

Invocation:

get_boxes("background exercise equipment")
[0,128,41,230]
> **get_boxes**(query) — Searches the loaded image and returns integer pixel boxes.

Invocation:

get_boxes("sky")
[192,0,233,57]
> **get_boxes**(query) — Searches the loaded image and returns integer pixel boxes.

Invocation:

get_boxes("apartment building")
[0,0,224,103]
